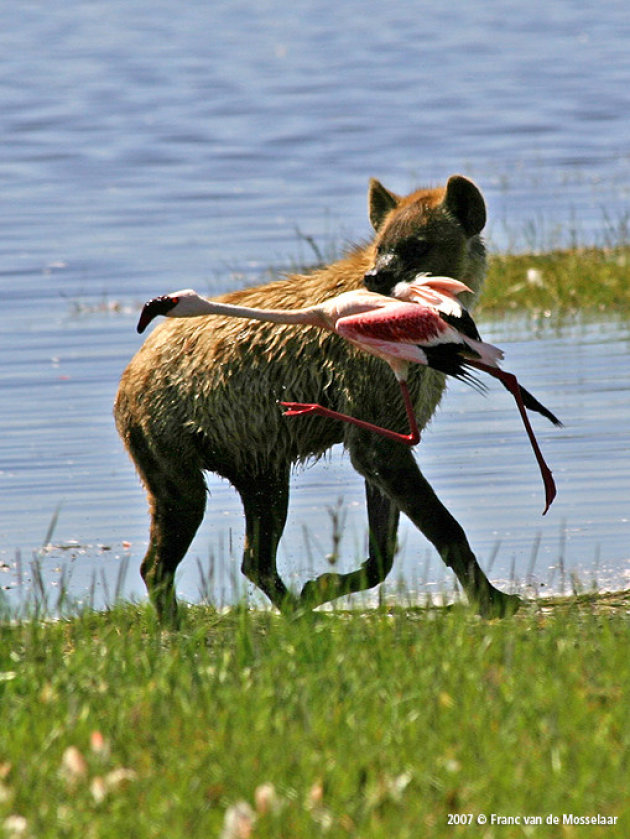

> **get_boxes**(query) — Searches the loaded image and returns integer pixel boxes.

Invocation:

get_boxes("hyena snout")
[363,252,401,293]
[364,242,432,293]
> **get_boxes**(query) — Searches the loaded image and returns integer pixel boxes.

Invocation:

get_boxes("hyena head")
[364,174,487,296]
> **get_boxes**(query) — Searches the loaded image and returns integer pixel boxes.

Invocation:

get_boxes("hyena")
[114,174,520,624]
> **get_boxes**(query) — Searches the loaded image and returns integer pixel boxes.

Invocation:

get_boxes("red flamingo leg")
[470,360,557,515]
[279,380,420,447]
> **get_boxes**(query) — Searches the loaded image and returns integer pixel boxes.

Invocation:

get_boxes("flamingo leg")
[279,380,420,447]
[469,360,557,515]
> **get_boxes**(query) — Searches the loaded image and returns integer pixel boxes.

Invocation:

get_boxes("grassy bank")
[292,234,630,317]
[1,597,629,838]
[479,246,630,316]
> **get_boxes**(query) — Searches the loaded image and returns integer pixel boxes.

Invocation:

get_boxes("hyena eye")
[397,238,431,262]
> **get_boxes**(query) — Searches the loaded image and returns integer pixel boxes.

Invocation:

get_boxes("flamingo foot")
[278,401,420,447]
[278,401,327,418]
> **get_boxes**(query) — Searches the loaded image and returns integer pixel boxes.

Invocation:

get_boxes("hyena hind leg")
[126,425,207,627]
[233,468,299,612]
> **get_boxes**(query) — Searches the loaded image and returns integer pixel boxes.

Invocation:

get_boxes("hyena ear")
[368,178,399,231]
[443,175,487,236]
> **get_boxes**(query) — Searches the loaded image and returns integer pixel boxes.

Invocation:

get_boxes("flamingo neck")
[179,297,327,329]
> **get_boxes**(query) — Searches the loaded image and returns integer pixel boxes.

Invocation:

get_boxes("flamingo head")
[137,288,200,333]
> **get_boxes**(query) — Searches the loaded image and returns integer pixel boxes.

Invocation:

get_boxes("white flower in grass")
[220,801,256,839]
[3,815,28,838]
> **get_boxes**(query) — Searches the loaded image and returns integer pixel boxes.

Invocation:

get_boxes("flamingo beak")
[137,295,179,333]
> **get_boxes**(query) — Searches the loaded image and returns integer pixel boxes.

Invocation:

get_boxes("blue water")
[1,0,629,610]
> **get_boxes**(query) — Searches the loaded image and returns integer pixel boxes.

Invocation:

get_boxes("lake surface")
[1,0,629,611]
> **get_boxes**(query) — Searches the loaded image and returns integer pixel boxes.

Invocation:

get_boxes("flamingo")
[137,275,561,513]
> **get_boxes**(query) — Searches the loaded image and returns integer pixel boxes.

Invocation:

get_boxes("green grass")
[479,246,630,316]
[1,597,629,837]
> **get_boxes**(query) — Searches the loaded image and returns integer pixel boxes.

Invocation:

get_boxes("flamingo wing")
[335,301,441,365]
[336,301,501,368]
[337,301,453,344]
[395,275,473,309]
[395,276,486,341]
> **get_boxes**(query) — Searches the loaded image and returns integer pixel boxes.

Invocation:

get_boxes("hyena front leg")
[349,432,520,618]
[299,480,400,608]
